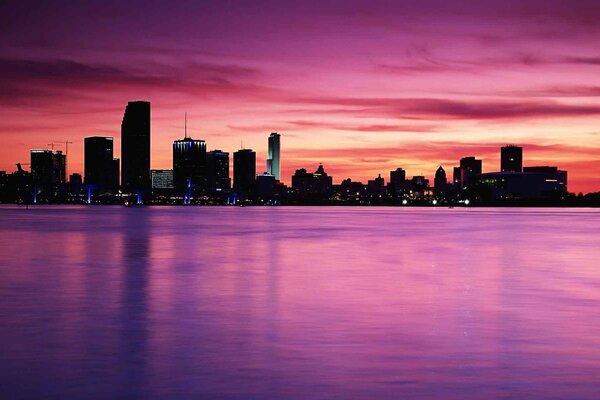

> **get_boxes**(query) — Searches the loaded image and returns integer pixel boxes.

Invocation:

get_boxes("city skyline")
[0,101,586,196]
[1,1,600,193]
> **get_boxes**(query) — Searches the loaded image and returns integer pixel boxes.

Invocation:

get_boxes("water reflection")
[0,206,599,399]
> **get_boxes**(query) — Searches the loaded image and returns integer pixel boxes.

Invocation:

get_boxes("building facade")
[121,101,151,192]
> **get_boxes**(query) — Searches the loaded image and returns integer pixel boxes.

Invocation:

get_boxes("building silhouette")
[207,150,230,193]
[256,173,276,199]
[173,137,207,193]
[389,168,407,195]
[121,101,151,192]
[501,145,523,172]
[84,136,119,190]
[266,132,281,181]
[434,165,449,192]
[233,149,256,197]
[30,149,66,201]
[459,156,482,189]
[367,174,386,196]
[291,164,333,198]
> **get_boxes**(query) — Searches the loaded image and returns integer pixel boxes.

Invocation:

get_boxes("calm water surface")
[1,206,599,399]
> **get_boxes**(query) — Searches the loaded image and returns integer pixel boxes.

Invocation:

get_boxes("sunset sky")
[1,0,599,193]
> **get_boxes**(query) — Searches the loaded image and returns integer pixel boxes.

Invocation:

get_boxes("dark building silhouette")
[453,167,461,188]
[389,168,406,194]
[291,164,333,198]
[266,132,281,181]
[256,173,276,198]
[121,101,151,192]
[367,174,386,196]
[501,145,523,172]
[339,179,367,200]
[524,166,567,190]
[459,156,482,189]
[207,150,230,193]
[84,136,119,190]
[410,175,429,192]
[434,166,447,190]
[473,169,567,200]
[31,149,66,201]
[173,137,206,193]
[233,149,256,197]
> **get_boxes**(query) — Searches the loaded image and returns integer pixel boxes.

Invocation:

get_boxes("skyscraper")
[84,136,119,189]
[173,138,207,192]
[207,150,230,193]
[459,156,482,188]
[389,168,406,194]
[266,132,281,181]
[121,101,151,192]
[233,148,256,196]
[30,149,66,201]
[434,166,447,190]
[501,145,523,172]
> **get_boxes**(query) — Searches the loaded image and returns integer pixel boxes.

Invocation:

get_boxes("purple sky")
[1,0,599,192]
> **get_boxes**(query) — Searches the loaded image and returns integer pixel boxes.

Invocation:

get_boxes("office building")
[30,149,66,200]
[266,132,281,181]
[256,173,276,198]
[367,174,386,196]
[459,156,482,188]
[151,169,174,190]
[389,168,406,194]
[291,164,333,198]
[501,145,523,172]
[434,166,447,190]
[84,136,119,189]
[207,150,230,193]
[121,101,151,192]
[233,149,256,196]
[173,137,207,192]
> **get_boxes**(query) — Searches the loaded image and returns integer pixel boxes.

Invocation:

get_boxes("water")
[1,206,599,399]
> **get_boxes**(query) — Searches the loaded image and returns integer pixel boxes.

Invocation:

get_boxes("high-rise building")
[30,149,66,200]
[84,136,119,189]
[434,166,447,190]
[266,132,281,181]
[389,168,406,194]
[173,138,207,192]
[501,145,523,172]
[233,149,256,196]
[207,150,230,193]
[459,156,482,188]
[121,101,151,192]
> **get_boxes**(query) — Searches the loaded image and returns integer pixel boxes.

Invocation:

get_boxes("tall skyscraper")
[434,166,447,190]
[501,145,523,172]
[266,132,281,181]
[233,149,256,196]
[84,136,119,189]
[121,101,151,192]
[207,150,230,193]
[173,138,207,192]
[459,156,482,188]
[30,149,66,200]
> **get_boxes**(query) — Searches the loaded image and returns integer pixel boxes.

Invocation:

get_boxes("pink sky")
[1,0,599,192]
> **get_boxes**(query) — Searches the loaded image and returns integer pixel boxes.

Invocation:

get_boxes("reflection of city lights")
[402,199,408,205]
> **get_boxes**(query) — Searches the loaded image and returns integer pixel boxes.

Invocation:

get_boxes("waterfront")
[1,206,599,399]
